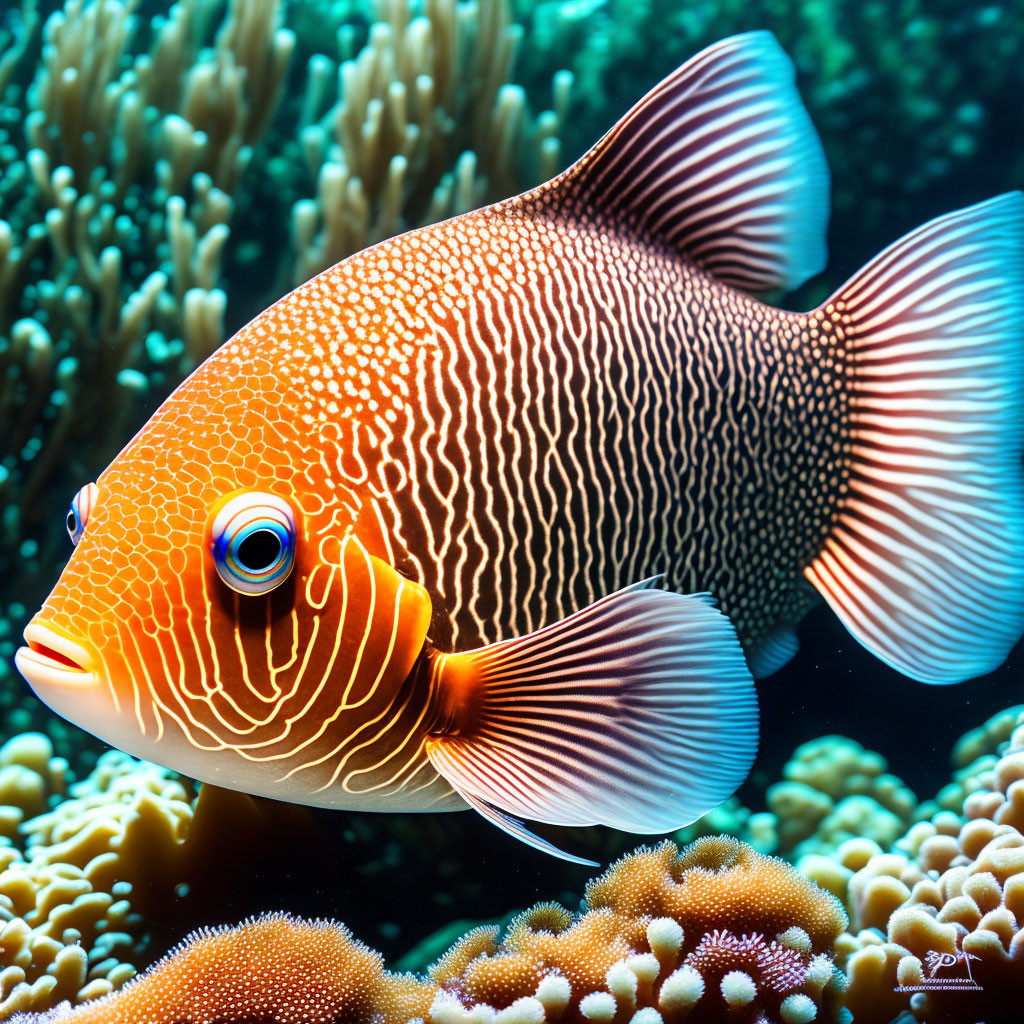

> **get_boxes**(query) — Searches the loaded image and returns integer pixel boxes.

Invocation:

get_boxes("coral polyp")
[6,839,849,1024]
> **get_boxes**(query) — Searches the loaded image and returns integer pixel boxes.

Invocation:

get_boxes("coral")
[585,838,848,954]
[431,838,848,1024]
[14,709,1024,1023]
[7,914,436,1024]
[0,738,196,1016]
[286,0,572,284]
[950,706,1024,770]
[822,711,1024,1024]
[917,704,1024,821]
[0,735,310,1018]
[3,839,849,1024]
[766,738,916,858]
[672,798,778,857]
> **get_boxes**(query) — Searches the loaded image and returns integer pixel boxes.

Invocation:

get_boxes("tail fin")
[805,193,1024,683]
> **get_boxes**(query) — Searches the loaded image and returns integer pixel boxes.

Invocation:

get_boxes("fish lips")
[15,623,97,690]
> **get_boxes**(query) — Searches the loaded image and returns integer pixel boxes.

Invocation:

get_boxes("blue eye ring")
[67,482,99,546]
[210,491,297,596]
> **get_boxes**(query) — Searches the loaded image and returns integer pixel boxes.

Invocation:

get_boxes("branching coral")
[1,839,849,1024]
[287,0,572,284]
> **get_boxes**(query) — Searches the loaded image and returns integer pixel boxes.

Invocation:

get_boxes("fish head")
[15,324,433,801]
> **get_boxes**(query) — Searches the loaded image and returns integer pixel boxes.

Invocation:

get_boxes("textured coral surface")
[4,839,849,1024]
[831,714,1024,1024]
[10,915,435,1024]
[4,707,1024,1022]
[0,738,315,1017]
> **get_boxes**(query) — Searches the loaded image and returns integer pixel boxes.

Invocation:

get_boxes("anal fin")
[747,624,800,678]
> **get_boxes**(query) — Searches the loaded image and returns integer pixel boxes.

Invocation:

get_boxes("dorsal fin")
[533,32,829,293]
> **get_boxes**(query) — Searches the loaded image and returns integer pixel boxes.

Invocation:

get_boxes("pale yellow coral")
[767,737,917,858]
[0,741,195,1018]
[0,729,329,1021]
[952,706,1024,769]
[839,713,1024,1023]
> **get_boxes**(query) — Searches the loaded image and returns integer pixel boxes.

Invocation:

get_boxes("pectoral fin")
[425,579,758,863]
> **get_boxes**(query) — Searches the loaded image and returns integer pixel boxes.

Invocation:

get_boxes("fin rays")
[426,583,758,861]
[807,193,1024,683]
[533,31,829,293]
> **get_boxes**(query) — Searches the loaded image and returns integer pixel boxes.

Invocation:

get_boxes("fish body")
[378,208,845,658]
[15,33,1024,861]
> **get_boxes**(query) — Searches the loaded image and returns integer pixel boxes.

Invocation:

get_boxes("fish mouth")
[16,624,96,689]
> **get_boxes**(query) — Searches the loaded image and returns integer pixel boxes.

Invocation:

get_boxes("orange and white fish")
[16,33,1024,863]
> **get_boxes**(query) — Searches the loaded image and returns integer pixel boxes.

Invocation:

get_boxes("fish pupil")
[66,510,76,536]
[236,529,282,572]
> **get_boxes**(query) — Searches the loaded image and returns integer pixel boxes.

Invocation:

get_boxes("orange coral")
[8,839,848,1024]
[10,914,435,1024]
[587,837,848,952]
[471,907,644,1003]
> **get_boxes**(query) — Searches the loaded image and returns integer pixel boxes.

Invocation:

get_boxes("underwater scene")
[1,0,1023,1021]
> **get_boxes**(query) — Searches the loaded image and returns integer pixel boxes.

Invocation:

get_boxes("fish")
[15,32,1024,863]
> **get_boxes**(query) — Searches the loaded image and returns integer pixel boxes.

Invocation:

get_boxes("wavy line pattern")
[37,184,849,810]
[380,201,848,654]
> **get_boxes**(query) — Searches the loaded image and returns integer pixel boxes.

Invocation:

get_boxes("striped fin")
[747,623,799,678]
[806,193,1024,684]
[540,31,829,293]
[425,580,758,863]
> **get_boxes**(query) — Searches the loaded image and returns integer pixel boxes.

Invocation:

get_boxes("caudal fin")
[425,580,758,864]
[806,193,1024,683]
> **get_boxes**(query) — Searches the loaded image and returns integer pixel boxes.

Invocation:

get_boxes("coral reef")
[8,914,436,1024]
[0,734,312,1017]
[0,736,189,1015]
[3,839,849,1024]
[4,707,1024,1022]
[767,738,917,858]
[801,709,1024,1024]
[660,736,919,865]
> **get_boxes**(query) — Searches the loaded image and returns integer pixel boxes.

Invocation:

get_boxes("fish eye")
[66,482,99,546]
[210,491,297,595]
